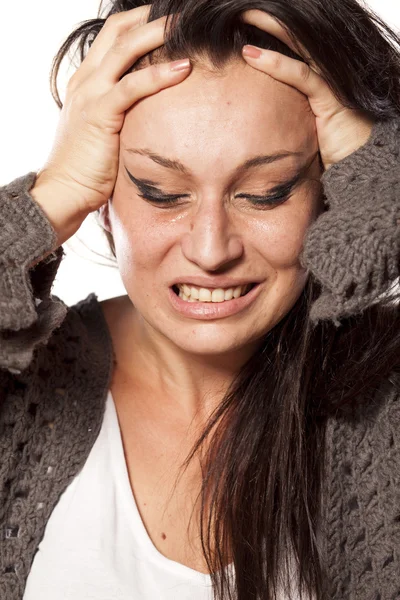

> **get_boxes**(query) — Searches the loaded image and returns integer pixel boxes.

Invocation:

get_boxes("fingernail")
[242,45,262,59]
[170,59,191,72]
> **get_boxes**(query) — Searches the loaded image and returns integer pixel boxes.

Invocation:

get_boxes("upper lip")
[171,276,263,289]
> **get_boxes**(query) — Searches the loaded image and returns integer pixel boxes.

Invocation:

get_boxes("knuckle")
[137,11,151,28]
[298,62,311,83]
[119,72,134,92]
[270,54,283,70]
[149,64,163,84]
[79,100,110,132]
[110,32,129,53]
[68,87,88,114]
[105,12,122,28]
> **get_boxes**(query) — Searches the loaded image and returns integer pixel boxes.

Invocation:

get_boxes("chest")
[110,378,214,575]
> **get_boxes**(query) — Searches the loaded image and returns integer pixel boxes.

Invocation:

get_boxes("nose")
[180,200,244,271]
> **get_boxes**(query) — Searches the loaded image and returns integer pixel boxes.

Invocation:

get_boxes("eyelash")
[137,189,291,208]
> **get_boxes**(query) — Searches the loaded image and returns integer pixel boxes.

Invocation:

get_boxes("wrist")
[30,172,90,248]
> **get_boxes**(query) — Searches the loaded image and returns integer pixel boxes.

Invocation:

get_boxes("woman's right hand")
[31,5,192,247]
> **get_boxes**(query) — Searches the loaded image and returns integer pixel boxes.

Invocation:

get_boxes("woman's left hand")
[240,9,375,171]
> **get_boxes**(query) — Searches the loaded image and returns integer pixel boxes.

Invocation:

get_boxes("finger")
[71,5,153,84]
[242,48,343,119]
[99,15,170,83]
[240,10,316,70]
[100,59,192,117]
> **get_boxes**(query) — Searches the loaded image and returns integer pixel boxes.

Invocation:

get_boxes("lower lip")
[168,284,262,320]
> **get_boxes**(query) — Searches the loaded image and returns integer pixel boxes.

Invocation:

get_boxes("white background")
[1,0,399,306]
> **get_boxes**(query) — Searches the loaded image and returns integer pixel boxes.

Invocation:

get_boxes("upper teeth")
[177,284,251,303]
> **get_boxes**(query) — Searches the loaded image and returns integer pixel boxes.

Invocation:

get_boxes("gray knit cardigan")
[0,118,399,600]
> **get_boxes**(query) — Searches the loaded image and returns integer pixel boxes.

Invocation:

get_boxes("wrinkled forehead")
[121,60,316,176]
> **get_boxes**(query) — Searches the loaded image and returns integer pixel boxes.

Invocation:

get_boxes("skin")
[95,11,374,573]
[99,56,323,426]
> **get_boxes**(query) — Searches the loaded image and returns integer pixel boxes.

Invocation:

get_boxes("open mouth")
[172,283,257,303]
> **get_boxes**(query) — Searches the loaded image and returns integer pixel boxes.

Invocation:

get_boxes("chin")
[162,323,271,358]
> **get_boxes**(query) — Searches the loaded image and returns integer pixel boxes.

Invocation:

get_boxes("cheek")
[249,201,317,269]
[109,197,177,283]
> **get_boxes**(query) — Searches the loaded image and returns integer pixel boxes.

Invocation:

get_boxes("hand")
[240,9,375,171]
[34,5,192,218]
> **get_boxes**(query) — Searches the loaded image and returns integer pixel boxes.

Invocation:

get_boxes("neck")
[106,297,260,426]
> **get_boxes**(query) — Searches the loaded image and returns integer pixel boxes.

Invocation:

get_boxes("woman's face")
[105,58,322,357]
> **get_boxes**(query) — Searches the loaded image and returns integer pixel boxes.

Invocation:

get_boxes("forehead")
[121,60,315,175]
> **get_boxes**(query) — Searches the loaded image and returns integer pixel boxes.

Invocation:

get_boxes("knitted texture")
[0,171,67,373]
[0,296,398,599]
[0,296,114,599]
[301,118,400,325]
[322,375,400,599]
[0,117,399,599]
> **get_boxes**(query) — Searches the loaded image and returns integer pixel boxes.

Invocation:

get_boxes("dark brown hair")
[49,2,400,598]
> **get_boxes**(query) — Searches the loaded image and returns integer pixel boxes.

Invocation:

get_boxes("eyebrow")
[123,147,303,181]
[125,156,314,199]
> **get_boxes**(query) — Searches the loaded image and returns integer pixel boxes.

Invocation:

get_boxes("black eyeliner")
[126,166,299,200]
[235,169,303,202]
[125,167,167,197]
[249,152,319,200]
[125,151,317,202]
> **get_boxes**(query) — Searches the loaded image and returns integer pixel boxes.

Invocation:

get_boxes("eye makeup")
[124,152,318,208]
[125,168,191,203]
[234,170,304,207]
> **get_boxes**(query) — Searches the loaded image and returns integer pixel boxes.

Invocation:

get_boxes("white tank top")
[23,390,234,600]
[23,391,302,600]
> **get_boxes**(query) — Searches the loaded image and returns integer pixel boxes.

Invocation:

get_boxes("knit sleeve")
[0,171,68,374]
[301,117,400,326]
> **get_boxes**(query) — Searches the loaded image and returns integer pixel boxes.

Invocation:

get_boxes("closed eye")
[137,193,188,205]
[138,190,292,208]
[235,179,297,207]
[125,164,307,209]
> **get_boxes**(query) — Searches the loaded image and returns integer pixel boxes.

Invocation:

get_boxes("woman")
[0,0,399,598]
